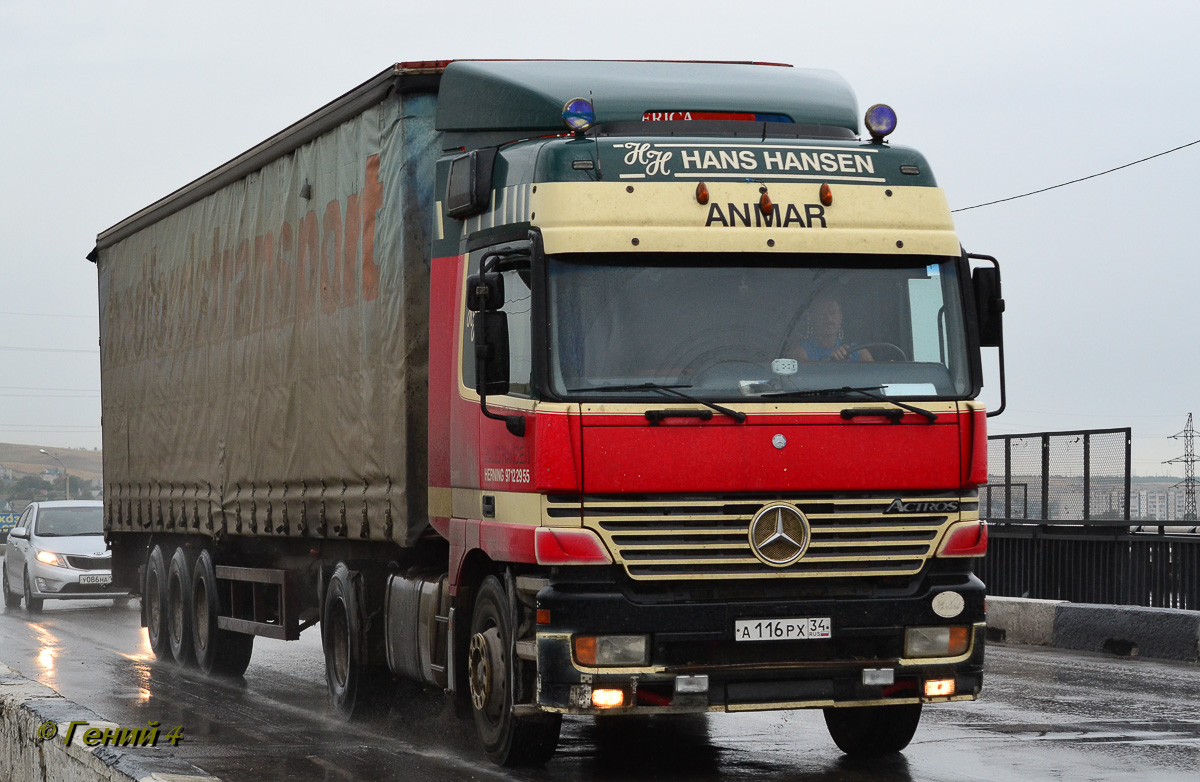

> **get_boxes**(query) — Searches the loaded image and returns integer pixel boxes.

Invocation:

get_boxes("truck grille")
[557,493,975,581]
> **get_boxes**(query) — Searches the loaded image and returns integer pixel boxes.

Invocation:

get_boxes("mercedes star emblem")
[748,503,810,567]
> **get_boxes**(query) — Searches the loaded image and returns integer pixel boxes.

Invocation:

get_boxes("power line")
[0,311,95,319]
[952,137,1200,213]
[0,346,98,354]
[0,385,99,393]
[0,393,99,398]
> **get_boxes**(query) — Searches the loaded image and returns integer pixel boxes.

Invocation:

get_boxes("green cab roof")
[435,60,860,134]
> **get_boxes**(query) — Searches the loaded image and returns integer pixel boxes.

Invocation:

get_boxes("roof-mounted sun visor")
[434,60,859,134]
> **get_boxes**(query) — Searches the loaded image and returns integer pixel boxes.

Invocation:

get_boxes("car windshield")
[548,253,972,400]
[34,507,104,536]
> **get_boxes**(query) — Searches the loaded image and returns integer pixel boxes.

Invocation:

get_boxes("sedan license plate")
[79,574,111,586]
[735,617,832,642]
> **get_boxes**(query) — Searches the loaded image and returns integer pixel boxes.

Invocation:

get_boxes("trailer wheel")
[323,563,386,719]
[167,548,196,665]
[823,703,922,756]
[191,549,253,677]
[468,575,560,766]
[2,563,21,608]
[144,545,171,660]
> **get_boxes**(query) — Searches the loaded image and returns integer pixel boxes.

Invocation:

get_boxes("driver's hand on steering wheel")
[829,344,852,361]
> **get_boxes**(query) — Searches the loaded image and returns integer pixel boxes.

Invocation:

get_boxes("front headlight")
[35,550,65,567]
[904,626,970,658]
[573,635,650,667]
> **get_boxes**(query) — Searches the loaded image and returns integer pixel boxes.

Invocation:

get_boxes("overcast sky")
[1,0,1197,477]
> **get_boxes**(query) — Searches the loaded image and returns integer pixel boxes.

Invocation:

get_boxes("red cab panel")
[580,411,963,494]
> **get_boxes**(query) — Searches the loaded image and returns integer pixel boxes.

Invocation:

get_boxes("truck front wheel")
[468,575,560,766]
[823,703,922,756]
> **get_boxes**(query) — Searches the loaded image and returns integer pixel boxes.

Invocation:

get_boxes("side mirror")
[972,266,1004,347]
[9,526,28,540]
[474,311,511,396]
[445,148,498,219]
[465,272,505,312]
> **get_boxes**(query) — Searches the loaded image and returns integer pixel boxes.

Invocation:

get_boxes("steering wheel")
[678,346,775,384]
[848,342,908,361]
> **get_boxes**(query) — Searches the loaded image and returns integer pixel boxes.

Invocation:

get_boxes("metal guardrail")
[979,519,1199,610]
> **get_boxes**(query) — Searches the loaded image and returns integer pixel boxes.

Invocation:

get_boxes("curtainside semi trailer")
[90,59,1005,765]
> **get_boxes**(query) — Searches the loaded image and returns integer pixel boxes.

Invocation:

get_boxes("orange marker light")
[819,183,833,206]
[760,190,773,213]
[696,181,710,205]
[592,689,626,708]
[948,626,970,656]
[575,636,598,666]
[537,609,551,625]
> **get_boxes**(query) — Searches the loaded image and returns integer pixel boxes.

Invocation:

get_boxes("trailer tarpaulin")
[96,93,437,547]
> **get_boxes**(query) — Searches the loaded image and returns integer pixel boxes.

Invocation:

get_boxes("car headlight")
[35,550,66,567]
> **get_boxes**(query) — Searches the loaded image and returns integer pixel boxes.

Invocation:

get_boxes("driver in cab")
[796,296,873,362]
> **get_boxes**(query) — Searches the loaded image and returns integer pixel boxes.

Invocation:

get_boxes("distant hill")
[0,443,103,483]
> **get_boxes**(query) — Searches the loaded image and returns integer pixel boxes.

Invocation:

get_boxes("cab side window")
[461,254,533,398]
[500,269,532,397]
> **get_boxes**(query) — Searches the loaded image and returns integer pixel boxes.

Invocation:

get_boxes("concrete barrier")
[986,596,1065,646]
[986,598,1200,662]
[1053,603,1200,662]
[0,663,220,782]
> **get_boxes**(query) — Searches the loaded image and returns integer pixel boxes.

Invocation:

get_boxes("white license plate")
[735,617,832,641]
[79,574,111,586]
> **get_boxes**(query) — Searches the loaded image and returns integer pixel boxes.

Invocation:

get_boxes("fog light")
[592,688,626,708]
[905,626,970,658]
[862,668,895,686]
[574,635,649,667]
[924,678,956,697]
[36,578,62,593]
[674,675,709,694]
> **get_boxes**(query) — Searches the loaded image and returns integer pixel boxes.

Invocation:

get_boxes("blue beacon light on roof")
[864,104,898,142]
[562,98,596,136]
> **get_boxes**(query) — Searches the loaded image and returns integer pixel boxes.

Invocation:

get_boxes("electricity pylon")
[1165,413,1197,522]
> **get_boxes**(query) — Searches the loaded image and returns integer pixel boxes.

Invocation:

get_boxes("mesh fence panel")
[984,429,1130,521]
[1088,430,1130,520]
[1047,436,1084,520]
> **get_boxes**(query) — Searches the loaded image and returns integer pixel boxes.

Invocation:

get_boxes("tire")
[2,563,21,608]
[322,563,387,719]
[468,575,561,766]
[23,570,43,613]
[823,703,922,756]
[167,547,196,666]
[144,545,171,660]
[191,549,253,677]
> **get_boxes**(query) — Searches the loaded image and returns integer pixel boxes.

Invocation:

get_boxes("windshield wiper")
[763,385,938,423]
[568,382,747,423]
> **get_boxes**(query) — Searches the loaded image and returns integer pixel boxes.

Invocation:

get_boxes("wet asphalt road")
[1,598,1198,782]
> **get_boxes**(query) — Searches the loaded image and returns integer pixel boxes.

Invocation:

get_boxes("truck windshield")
[547,253,972,400]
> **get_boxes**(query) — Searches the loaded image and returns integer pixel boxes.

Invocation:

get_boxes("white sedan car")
[2,500,129,611]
